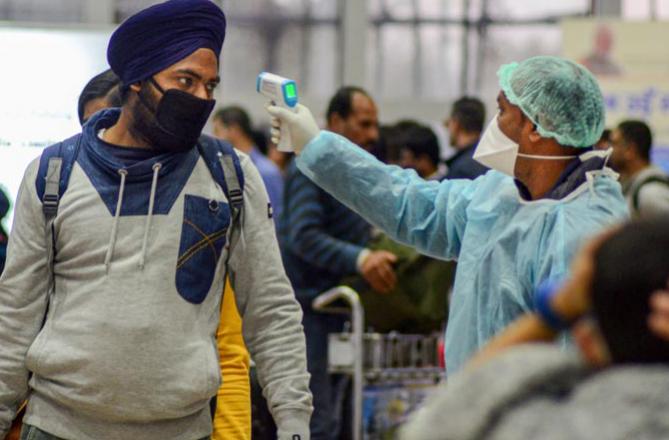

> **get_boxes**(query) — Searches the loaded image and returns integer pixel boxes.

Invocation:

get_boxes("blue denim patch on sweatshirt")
[175,194,231,304]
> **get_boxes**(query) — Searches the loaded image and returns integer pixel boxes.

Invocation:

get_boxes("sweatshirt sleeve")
[227,155,312,440]
[0,160,51,437]
[296,131,479,260]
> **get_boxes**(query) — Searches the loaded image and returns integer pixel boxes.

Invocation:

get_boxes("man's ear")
[129,82,142,94]
[573,319,611,368]
[527,121,542,143]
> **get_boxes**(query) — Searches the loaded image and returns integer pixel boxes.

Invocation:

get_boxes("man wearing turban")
[0,1,312,440]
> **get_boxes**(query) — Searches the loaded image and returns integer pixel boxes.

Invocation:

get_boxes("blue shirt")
[249,148,284,222]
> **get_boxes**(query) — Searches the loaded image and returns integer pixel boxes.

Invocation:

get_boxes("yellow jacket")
[212,281,251,439]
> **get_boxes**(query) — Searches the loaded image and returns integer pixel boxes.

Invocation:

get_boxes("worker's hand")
[550,227,619,323]
[360,250,398,294]
[649,281,669,341]
[266,103,320,155]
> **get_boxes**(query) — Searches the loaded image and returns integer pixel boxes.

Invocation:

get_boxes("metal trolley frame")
[313,286,443,440]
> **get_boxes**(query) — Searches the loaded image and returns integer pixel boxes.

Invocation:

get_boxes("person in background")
[267,142,292,175]
[77,68,253,440]
[400,124,444,180]
[0,1,311,439]
[377,125,403,166]
[0,188,8,276]
[213,106,284,221]
[401,218,669,439]
[609,120,669,217]
[595,128,611,150]
[443,96,489,180]
[268,56,628,374]
[650,281,669,341]
[279,86,396,440]
[580,25,622,77]
[77,69,123,124]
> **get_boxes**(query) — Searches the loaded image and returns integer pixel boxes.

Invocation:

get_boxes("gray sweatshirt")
[0,117,312,440]
[400,345,669,440]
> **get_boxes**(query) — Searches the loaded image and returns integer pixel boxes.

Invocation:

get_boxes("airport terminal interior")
[0,1,669,439]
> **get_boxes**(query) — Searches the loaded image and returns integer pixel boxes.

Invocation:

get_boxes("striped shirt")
[278,160,371,303]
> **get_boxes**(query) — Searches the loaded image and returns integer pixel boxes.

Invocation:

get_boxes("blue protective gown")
[296,131,628,374]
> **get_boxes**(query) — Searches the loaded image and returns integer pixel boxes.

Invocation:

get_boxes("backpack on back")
[36,134,245,277]
[631,174,669,213]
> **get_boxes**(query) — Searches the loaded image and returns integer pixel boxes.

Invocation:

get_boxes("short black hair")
[592,217,669,364]
[617,120,653,162]
[376,120,420,164]
[78,69,122,124]
[326,86,372,122]
[403,124,440,167]
[599,128,611,144]
[450,97,485,133]
[213,105,253,138]
[251,129,269,156]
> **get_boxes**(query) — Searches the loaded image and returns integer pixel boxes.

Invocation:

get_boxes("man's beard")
[128,83,162,150]
[127,82,200,153]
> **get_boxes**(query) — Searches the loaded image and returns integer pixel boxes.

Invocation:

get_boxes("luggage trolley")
[313,287,444,440]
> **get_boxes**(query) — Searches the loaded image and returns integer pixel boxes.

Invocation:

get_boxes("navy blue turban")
[107,0,226,87]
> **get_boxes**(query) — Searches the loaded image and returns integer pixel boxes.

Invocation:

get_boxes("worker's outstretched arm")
[268,104,479,260]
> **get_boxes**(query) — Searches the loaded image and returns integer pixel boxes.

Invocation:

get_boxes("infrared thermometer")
[257,72,298,152]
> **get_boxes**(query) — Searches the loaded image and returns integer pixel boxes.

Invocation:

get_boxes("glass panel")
[373,24,415,98]
[309,0,339,19]
[486,0,590,20]
[418,25,462,100]
[478,25,561,104]
[417,0,465,19]
[273,25,304,85]
[375,0,418,20]
[622,0,652,20]
[220,26,268,98]
[304,26,339,97]
[0,0,83,22]
[270,0,306,17]
[367,22,463,100]
[116,0,164,20]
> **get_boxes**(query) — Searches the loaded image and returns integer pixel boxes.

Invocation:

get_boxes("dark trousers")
[303,307,350,440]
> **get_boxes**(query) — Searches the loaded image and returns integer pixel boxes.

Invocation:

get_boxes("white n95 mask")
[473,113,578,177]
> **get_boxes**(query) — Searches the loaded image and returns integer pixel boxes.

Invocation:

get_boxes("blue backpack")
[37,134,245,280]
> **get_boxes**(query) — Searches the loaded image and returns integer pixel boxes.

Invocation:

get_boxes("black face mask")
[132,77,215,153]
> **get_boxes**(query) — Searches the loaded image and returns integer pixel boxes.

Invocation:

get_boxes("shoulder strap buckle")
[43,157,63,219]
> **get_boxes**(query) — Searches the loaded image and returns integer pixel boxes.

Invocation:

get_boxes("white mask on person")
[474,113,578,177]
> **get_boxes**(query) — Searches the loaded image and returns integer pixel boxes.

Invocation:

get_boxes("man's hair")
[326,86,372,122]
[618,120,653,162]
[592,217,669,364]
[403,124,440,167]
[450,97,485,133]
[377,120,420,164]
[78,69,122,124]
[599,128,611,144]
[213,105,254,138]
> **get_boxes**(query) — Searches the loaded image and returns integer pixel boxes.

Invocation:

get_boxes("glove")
[266,103,320,155]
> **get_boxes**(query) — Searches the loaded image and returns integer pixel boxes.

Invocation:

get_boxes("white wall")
[0,25,111,230]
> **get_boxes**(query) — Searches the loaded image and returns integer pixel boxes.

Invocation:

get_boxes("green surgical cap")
[497,56,605,148]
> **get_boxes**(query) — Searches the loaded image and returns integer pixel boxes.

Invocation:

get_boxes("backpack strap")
[196,135,245,277]
[197,135,245,220]
[632,174,669,212]
[36,134,83,292]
